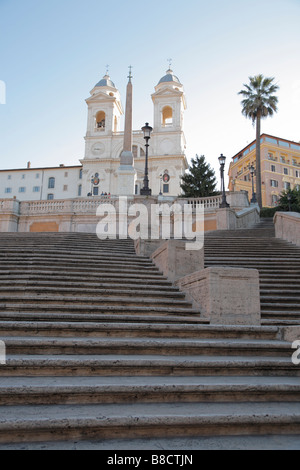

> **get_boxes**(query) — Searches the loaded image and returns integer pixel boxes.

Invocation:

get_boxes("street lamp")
[159,174,163,196]
[140,122,153,196]
[250,165,257,204]
[218,154,230,208]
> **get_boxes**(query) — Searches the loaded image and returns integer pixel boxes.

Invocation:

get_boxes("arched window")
[78,185,82,197]
[96,111,106,129]
[48,177,55,189]
[162,106,173,126]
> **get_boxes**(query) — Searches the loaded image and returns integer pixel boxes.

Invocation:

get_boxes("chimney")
[27,161,31,169]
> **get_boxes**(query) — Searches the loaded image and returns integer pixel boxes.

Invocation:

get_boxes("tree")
[278,188,300,213]
[180,154,218,197]
[238,75,279,209]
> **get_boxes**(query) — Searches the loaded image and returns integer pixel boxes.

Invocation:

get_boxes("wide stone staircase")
[205,218,300,326]
[0,231,299,449]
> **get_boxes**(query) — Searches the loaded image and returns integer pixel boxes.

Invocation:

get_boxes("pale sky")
[0,0,300,187]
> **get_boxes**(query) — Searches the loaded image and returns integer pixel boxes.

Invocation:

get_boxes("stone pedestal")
[116,163,136,196]
[151,239,204,282]
[175,266,261,325]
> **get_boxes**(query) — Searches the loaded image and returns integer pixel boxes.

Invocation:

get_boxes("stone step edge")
[0,383,299,406]
[0,321,279,337]
[0,410,299,444]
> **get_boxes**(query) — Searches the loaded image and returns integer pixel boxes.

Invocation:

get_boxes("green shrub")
[260,207,280,218]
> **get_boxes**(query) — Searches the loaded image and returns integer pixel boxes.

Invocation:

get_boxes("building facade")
[0,68,188,201]
[228,134,300,207]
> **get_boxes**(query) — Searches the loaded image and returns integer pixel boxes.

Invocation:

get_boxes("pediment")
[86,91,117,104]
[152,87,182,97]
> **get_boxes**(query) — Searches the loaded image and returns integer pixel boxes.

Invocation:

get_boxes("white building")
[0,68,188,200]
[0,164,83,202]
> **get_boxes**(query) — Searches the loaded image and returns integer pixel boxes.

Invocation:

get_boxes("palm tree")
[238,75,279,208]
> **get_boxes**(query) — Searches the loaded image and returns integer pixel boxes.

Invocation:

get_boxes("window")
[284,168,288,175]
[22,174,25,180]
[271,165,276,172]
[78,185,82,197]
[19,187,26,193]
[7,175,11,180]
[63,185,68,192]
[284,182,291,190]
[33,186,40,193]
[270,180,278,188]
[279,140,290,148]
[4,188,12,194]
[48,177,55,189]
[163,184,169,193]
[96,111,106,129]
[271,195,279,206]
[296,170,299,178]
[79,169,83,180]
[265,137,277,145]
[280,156,286,163]
[47,194,54,200]
[64,172,68,178]
[93,186,99,196]
[162,106,173,126]
[291,143,300,151]
[36,173,40,179]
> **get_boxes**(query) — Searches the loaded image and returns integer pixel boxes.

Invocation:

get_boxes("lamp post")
[140,122,153,196]
[250,165,257,204]
[159,174,163,196]
[218,154,230,208]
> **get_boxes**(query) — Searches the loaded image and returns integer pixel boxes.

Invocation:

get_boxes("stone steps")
[0,311,205,324]
[0,303,199,317]
[1,336,292,357]
[0,321,279,339]
[0,272,171,283]
[0,402,300,444]
[0,376,299,406]
[0,280,177,292]
[0,230,299,448]
[0,286,186,299]
[204,218,300,325]
[1,354,297,378]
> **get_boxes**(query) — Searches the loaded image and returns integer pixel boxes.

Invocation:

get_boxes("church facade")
[0,68,188,201]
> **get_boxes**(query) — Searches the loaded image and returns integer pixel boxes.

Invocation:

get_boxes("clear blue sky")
[0,0,300,187]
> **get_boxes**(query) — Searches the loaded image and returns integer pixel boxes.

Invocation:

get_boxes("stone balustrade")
[274,211,300,247]
[0,191,252,233]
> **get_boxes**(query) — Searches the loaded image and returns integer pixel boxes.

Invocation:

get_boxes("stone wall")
[274,211,300,247]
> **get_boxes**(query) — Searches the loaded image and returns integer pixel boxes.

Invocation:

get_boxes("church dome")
[95,74,116,88]
[158,68,181,85]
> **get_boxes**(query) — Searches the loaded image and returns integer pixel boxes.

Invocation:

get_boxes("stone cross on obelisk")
[117,66,136,194]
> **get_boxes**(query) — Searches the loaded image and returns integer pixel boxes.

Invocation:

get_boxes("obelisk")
[117,66,136,195]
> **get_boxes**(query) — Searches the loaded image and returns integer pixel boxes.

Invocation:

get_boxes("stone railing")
[180,191,249,212]
[274,211,300,247]
[0,199,20,214]
[19,197,119,216]
[217,205,260,231]
[182,195,222,210]
[72,197,118,213]
[20,200,66,214]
